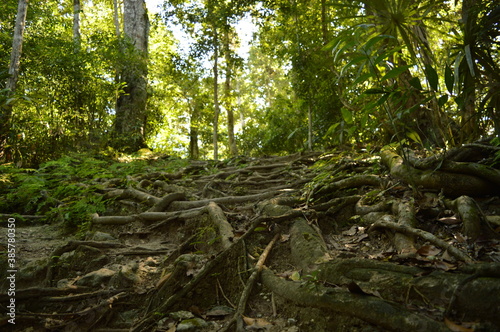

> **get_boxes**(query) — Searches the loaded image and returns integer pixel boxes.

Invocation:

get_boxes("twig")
[217,278,236,309]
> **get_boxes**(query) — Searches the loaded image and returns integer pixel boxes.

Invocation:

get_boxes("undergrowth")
[0,151,189,231]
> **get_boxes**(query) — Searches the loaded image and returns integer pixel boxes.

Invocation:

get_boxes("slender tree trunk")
[320,0,328,44]
[224,27,238,157]
[73,0,81,48]
[1,0,28,161]
[307,103,313,151]
[189,103,200,160]
[213,27,220,161]
[113,0,122,38]
[460,0,479,143]
[112,0,149,152]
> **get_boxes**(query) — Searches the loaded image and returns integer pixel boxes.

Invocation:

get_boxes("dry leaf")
[281,234,290,242]
[444,318,474,331]
[417,245,441,257]
[242,315,273,330]
[454,233,467,243]
[343,226,358,236]
[438,216,461,225]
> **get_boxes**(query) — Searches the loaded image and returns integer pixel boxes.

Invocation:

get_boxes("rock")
[75,268,115,287]
[169,310,194,321]
[91,231,117,242]
[176,318,210,331]
[111,262,139,288]
[56,278,71,288]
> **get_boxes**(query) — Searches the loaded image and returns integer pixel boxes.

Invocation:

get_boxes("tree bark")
[189,104,200,160]
[460,0,480,143]
[73,0,81,48]
[112,0,149,153]
[224,26,238,157]
[213,26,220,160]
[1,0,28,161]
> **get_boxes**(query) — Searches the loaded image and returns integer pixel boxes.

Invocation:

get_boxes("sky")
[145,0,257,58]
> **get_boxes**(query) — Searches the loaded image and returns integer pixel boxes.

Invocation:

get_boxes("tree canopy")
[0,0,498,164]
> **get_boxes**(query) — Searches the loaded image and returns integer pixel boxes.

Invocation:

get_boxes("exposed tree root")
[381,149,499,196]
[3,148,499,331]
[261,268,450,332]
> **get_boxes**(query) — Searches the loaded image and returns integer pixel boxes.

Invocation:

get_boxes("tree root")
[381,149,498,196]
[221,233,280,332]
[261,268,450,332]
[369,219,473,262]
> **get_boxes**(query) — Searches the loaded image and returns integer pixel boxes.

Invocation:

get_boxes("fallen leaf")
[433,260,455,271]
[290,271,301,281]
[242,315,273,330]
[343,226,358,236]
[454,233,467,243]
[280,234,290,242]
[417,245,441,257]
[444,317,474,331]
[438,216,461,225]
[205,305,234,317]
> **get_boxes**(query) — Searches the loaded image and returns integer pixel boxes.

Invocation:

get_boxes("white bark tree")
[1,0,28,161]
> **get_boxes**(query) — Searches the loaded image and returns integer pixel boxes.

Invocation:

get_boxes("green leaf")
[464,44,476,77]
[444,65,454,94]
[353,72,373,86]
[409,77,423,90]
[341,108,353,124]
[424,65,439,91]
[362,34,396,53]
[438,95,449,107]
[364,88,388,94]
[380,65,413,81]
[324,122,341,139]
[407,131,423,145]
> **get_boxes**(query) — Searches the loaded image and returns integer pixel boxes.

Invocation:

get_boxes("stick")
[220,233,280,332]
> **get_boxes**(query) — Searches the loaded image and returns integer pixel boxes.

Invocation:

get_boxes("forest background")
[0,0,499,166]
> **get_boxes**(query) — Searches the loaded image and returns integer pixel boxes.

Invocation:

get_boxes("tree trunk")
[1,0,28,161]
[113,0,122,38]
[320,0,328,44]
[73,0,81,48]
[213,27,220,161]
[112,0,149,153]
[224,27,238,157]
[189,104,200,160]
[307,103,313,151]
[460,0,480,143]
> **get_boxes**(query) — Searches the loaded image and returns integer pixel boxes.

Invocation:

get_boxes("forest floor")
[1,145,500,332]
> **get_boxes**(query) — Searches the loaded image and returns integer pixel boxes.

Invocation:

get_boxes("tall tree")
[223,24,238,157]
[1,0,28,161]
[73,0,81,48]
[112,0,150,152]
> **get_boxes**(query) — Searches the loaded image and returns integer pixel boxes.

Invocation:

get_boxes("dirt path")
[1,149,500,331]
